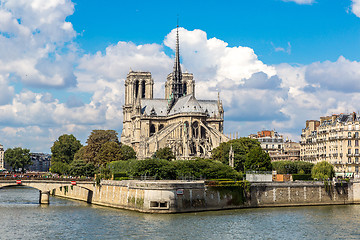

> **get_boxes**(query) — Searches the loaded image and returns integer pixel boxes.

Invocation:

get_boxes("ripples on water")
[1,186,360,240]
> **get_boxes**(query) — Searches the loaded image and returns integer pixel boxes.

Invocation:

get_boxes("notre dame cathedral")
[120,28,229,159]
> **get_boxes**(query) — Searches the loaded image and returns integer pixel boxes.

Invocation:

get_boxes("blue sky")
[1,0,360,153]
[68,0,360,64]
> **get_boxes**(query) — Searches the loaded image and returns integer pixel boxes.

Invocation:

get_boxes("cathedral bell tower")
[122,71,154,144]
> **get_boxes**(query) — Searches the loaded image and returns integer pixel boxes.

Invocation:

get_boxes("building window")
[356,166,359,173]
[348,149,352,154]
[348,157,352,163]
[356,149,359,154]
[348,140,352,146]
[356,140,359,147]
[356,132,359,138]
[356,157,359,163]
[278,145,281,149]
[266,144,268,149]
[348,132,352,138]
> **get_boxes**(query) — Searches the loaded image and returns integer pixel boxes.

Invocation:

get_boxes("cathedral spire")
[171,25,183,100]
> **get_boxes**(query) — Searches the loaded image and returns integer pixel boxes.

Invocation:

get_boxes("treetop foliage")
[153,147,175,161]
[51,134,82,164]
[4,147,32,172]
[311,161,335,180]
[211,137,272,172]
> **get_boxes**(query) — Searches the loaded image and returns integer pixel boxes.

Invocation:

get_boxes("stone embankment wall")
[54,180,359,213]
[250,181,350,207]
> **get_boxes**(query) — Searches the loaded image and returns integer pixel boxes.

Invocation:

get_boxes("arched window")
[150,124,156,136]
[192,121,199,138]
[184,121,189,136]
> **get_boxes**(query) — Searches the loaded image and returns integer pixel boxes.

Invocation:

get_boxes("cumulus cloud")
[164,28,276,85]
[305,56,360,93]
[282,0,315,4]
[352,0,360,17]
[0,0,77,88]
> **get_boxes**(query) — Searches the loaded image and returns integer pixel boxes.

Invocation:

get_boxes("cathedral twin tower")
[121,28,228,159]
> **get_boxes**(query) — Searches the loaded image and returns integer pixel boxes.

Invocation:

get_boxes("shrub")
[292,174,312,181]
[107,158,241,180]
[272,161,314,174]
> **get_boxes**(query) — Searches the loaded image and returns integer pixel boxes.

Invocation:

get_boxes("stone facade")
[300,113,360,177]
[249,130,284,155]
[121,28,228,159]
[0,144,4,170]
[271,141,301,162]
[249,130,300,161]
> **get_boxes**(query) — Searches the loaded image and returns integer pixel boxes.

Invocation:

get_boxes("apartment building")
[249,130,300,161]
[300,113,360,177]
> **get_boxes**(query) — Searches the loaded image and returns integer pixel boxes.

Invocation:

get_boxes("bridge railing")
[0,176,94,181]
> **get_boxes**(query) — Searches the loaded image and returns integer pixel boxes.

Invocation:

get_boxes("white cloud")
[164,28,276,85]
[351,0,360,17]
[282,0,315,4]
[0,0,77,88]
[305,56,360,93]
[272,42,291,54]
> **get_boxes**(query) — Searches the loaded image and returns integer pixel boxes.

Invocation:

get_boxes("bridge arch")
[0,180,95,204]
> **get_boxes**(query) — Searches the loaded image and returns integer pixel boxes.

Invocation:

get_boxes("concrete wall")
[246,174,273,182]
[250,182,350,207]
[53,180,357,213]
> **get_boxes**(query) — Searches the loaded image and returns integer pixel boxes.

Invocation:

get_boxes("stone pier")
[39,191,50,204]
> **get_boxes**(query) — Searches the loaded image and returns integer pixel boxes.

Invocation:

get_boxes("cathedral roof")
[198,100,220,117]
[168,94,204,115]
[141,99,168,117]
[140,94,219,118]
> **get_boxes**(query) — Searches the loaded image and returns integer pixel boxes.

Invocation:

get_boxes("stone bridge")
[0,180,95,204]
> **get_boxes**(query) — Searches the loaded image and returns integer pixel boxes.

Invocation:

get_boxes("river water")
[0,186,360,240]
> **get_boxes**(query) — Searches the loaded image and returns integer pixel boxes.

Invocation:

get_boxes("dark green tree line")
[5,147,32,172]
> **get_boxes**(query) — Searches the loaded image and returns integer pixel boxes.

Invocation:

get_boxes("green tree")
[94,142,122,165]
[69,159,95,177]
[312,161,335,180]
[50,134,82,175]
[4,147,32,172]
[73,145,92,163]
[119,145,136,160]
[245,146,272,172]
[51,134,82,164]
[153,147,175,160]
[80,130,120,166]
[50,162,70,175]
[211,137,271,172]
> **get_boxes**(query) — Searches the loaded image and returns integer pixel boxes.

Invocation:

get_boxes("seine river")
[1,187,360,240]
